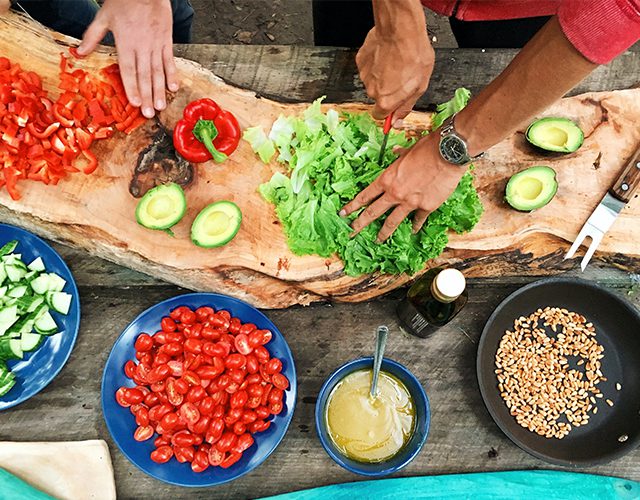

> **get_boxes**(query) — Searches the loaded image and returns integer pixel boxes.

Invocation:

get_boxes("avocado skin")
[191,201,242,248]
[505,166,558,212]
[135,182,187,230]
[525,117,584,154]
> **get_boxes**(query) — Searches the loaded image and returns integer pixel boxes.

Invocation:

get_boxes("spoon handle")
[371,325,389,398]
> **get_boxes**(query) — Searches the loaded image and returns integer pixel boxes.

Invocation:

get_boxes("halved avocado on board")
[191,201,242,248]
[526,117,584,153]
[136,183,187,230]
[505,166,558,212]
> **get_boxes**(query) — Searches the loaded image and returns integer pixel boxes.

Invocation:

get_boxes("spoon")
[370,325,389,399]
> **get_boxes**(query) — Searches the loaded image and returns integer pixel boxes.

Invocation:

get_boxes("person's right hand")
[356,25,434,125]
[0,0,11,15]
[77,0,178,118]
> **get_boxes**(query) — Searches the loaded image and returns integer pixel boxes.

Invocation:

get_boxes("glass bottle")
[396,267,468,338]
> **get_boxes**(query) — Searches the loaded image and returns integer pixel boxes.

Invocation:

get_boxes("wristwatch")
[438,115,484,166]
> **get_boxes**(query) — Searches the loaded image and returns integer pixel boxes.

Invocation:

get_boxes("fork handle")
[610,146,640,204]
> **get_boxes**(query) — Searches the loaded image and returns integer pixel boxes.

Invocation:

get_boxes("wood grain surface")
[1,12,639,309]
[0,12,639,498]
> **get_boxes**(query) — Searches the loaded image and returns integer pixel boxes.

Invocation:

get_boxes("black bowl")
[477,277,640,466]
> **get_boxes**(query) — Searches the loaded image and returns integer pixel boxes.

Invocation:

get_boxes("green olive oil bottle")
[396,268,468,338]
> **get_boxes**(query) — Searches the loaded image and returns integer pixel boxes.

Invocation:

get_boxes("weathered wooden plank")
[1,285,638,498]
[175,45,640,105]
[50,240,640,289]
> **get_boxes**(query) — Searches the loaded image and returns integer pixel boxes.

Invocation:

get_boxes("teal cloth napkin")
[263,470,639,500]
[0,468,55,500]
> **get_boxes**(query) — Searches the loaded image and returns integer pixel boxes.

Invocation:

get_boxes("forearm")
[456,16,598,156]
[372,0,426,37]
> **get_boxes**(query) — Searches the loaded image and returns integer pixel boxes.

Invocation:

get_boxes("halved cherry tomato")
[134,333,153,352]
[116,387,131,407]
[272,373,290,390]
[150,446,173,464]
[161,317,177,332]
[134,425,154,441]
[208,447,225,466]
[265,358,283,375]
[124,360,137,378]
[234,334,252,355]
[174,446,195,464]
[233,433,254,453]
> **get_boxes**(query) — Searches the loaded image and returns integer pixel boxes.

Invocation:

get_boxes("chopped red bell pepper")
[172,98,241,163]
[0,54,147,199]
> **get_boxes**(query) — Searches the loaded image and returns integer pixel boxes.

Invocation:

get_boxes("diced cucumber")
[23,270,38,282]
[15,296,44,314]
[45,273,66,292]
[0,286,7,299]
[0,306,19,337]
[8,285,28,299]
[0,376,16,397]
[5,265,26,283]
[0,266,6,286]
[26,296,45,313]
[29,275,49,295]
[2,256,26,269]
[21,333,44,352]
[0,240,18,257]
[0,338,23,360]
[27,257,45,272]
[34,311,57,334]
[47,292,71,315]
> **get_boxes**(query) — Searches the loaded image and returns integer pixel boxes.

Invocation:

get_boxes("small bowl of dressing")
[315,357,430,476]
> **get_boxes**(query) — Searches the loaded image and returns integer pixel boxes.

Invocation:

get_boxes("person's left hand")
[77,0,178,118]
[340,133,465,241]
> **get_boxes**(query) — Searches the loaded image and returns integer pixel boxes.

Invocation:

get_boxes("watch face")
[439,135,468,165]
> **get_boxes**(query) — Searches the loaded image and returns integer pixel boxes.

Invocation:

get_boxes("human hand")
[340,134,464,241]
[0,0,11,15]
[356,25,434,125]
[77,0,178,118]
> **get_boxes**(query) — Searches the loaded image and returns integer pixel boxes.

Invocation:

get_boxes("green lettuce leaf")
[243,126,276,163]
[251,90,483,276]
[431,87,471,129]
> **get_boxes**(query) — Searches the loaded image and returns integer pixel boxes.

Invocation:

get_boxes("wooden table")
[2,45,640,498]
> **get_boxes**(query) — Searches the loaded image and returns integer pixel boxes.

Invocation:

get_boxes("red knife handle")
[383,114,393,135]
[610,146,640,204]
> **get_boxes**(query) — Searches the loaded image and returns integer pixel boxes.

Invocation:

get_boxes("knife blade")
[565,145,640,270]
[377,114,394,166]
[10,1,56,42]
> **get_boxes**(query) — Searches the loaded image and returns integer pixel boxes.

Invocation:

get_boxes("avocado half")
[526,117,584,153]
[135,183,187,230]
[505,166,558,212]
[191,201,242,248]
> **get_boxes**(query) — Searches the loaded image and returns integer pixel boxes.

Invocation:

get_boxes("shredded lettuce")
[248,89,483,276]
[243,126,276,163]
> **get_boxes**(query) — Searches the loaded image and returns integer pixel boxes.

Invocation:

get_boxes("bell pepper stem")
[193,119,228,163]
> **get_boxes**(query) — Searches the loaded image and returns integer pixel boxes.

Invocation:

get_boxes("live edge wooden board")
[1,13,639,308]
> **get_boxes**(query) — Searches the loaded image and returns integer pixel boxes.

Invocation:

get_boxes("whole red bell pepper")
[172,98,241,163]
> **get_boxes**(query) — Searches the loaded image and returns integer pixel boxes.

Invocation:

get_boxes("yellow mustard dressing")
[326,369,415,463]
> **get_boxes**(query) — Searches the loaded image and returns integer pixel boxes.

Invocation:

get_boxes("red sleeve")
[558,0,640,64]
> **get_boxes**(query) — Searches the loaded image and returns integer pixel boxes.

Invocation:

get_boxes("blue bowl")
[0,224,80,411]
[315,357,430,476]
[101,293,297,487]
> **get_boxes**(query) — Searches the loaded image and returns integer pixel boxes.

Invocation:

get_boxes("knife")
[565,145,640,270]
[377,114,394,166]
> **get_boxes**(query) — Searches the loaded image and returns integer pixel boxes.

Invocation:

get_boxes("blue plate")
[101,293,297,487]
[0,223,81,411]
